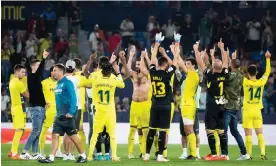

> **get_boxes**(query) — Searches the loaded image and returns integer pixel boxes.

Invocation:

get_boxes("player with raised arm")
[87,57,126,162]
[194,39,229,161]
[127,47,152,159]
[243,51,271,160]
[177,51,199,160]
[144,32,178,162]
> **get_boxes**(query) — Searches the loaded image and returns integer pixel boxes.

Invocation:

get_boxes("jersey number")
[248,87,261,100]
[98,90,110,104]
[152,82,166,95]
[218,82,224,96]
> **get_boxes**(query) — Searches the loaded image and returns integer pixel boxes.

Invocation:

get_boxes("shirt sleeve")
[167,65,177,77]
[203,67,212,78]
[149,64,156,73]
[18,81,27,94]
[115,75,125,89]
[66,80,77,116]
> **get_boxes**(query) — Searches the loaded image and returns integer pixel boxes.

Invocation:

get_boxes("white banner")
[2,123,276,145]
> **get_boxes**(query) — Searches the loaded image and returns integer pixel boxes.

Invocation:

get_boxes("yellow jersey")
[10,74,27,87]
[41,77,57,106]
[89,70,102,106]
[90,72,125,111]
[9,77,27,108]
[243,58,271,109]
[75,71,89,111]
[181,70,199,106]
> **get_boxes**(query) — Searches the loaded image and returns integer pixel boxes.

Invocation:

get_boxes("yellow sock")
[154,135,159,152]
[128,127,136,155]
[110,136,118,159]
[58,136,63,151]
[78,130,86,150]
[246,135,252,157]
[11,130,23,154]
[88,133,98,158]
[187,134,197,157]
[138,134,143,154]
[142,128,149,155]
[214,132,220,155]
[257,134,265,156]
[39,127,48,155]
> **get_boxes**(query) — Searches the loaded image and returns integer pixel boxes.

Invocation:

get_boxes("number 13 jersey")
[149,64,176,105]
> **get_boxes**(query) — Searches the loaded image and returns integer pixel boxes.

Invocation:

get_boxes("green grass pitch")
[1,144,276,166]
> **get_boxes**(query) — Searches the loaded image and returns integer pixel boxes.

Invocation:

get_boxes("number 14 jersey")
[149,64,176,105]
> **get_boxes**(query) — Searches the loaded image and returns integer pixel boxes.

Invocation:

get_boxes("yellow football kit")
[9,77,27,155]
[242,58,270,129]
[88,72,125,159]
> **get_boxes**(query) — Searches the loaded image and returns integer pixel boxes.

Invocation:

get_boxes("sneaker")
[112,156,120,161]
[8,152,12,157]
[31,153,46,160]
[69,153,75,160]
[104,154,111,161]
[185,155,197,160]
[204,154,220,161]
[220,155,229,161]
[202,154,212,160]
[237,154,250,160]
[76,156,87,163]
[197,154,201,160]
[261,155,268,160]
[96,155,104,161]
[55,151,64,158]
[157,156,169,162]
[128,154,135,159]
[38,157,54,163]
[10,154,21,160]
[144,154,150,162]
[20,153,32,160]
[179,152,188,159]
[63,154,71,161]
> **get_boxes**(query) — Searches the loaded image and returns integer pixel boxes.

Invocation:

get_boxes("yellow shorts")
[181,104,196,120]
[43,106,56,128]
[130,101,151,128]
[11,106,26,129]
[93,110,116,137]
[243,109,263,129]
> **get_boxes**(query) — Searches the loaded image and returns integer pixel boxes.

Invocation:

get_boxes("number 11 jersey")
[149,64,176,105]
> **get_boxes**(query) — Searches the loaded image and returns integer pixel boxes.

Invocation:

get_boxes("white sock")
[157,154,163,159]
[80,153,86,158]
[183,148,187,154]
[97,153,102,156]
[196,147,200,156]
[49,154,55,161]
[105,153,109,155]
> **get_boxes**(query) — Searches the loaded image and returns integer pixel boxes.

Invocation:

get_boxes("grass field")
[1,144,276,166]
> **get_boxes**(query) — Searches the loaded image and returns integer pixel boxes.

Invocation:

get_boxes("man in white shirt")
[120,16,134,49]
[246,17,261,52]
[89,24,100,52]
[25,34,38,59]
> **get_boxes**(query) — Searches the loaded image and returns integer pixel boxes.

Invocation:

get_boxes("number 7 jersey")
[89,72,125,111]
[149,64,176,105]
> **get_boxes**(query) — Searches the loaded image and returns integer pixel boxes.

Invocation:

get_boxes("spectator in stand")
[172,6,184,31]
[232,14,244,56]
[89,24,105,55]
[54,37,68,61]
[38,33,52,61]
[268,70,276,112]
[261,20,273,54]
[262,9,273,25]
[199,13,212,50]
[40,5,56,34]
[217,16,232,49]
[122,97,130,112]
[11,31,25,69]
[1,87,11,122]
[43,57,55,79]
[1,42,15,85]
[68,32,79,59]
[179,14,195,56]
[69,1,81,38]
[109,31,122,54]
[246,17,261,52]
[147,16,160,47]
[28,14,37,34]
[25,33,39,60]
[120,16,134,49]
[162,18,176,48]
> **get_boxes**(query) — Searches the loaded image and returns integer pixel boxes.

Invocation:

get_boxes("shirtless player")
[127,46,152,159]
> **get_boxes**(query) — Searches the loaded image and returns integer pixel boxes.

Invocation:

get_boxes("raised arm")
[119,51,131,80]
[36,49,49,75]
[151,32,164,65]
[177,55,188,73]
[84,51,97,78]
[218,38,228,68]
[172,32,182,67]
[127,48,135,75]
[194,41,206,71]
[264,51,271,76]
[140,49,149,76]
